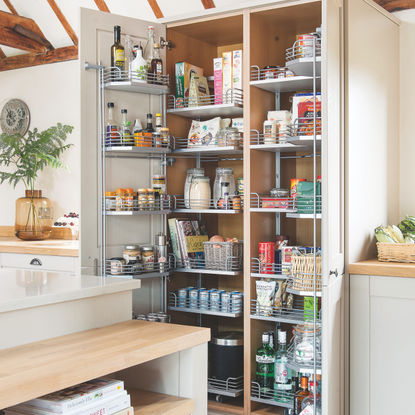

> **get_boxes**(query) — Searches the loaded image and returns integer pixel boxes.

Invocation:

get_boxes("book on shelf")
[7,391,130,415]
[176,220,209,268]
[168,217,184,264]
[17,378,124,414]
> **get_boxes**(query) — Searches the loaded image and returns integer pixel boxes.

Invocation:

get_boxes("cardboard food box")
[175,62,204,108]
[222,51,233,103]
[232,50,242,90]
[292,93,321,135]
[188,74,209,107]
[214,57,223,105]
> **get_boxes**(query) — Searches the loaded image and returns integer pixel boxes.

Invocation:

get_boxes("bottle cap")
[116,188,125,193]
[262,332,269,342]
[147,113,152,118]
[234,191,239,195]
[278,330,287,343]
[148,26,154,30]
[155,232,167,246]
[105,191,116,196]
[154,43,160,48]
[121,109,127,113]
[108,102,114,108]
[156,113,161,117]
[125,188,133,194]
[137,188,147,192]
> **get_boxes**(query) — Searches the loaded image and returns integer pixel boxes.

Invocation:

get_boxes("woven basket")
[291,255,322,292]
[377,242,415,263]
[203,241,243,271]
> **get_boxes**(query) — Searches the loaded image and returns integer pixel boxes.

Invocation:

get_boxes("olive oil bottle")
[111,25,124,81]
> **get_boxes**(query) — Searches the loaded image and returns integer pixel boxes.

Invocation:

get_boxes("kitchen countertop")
[348,258,415,278]
[0,268,141,313]
[0,236,78,257]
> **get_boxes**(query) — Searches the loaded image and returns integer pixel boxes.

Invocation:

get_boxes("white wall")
[393,9,415,218]
[0,61,80,226]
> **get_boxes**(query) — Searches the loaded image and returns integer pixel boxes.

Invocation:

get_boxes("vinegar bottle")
[150,43,163,85]
[144,26,155,72]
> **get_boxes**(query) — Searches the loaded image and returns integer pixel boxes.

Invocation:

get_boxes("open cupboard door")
[321,0,345,412]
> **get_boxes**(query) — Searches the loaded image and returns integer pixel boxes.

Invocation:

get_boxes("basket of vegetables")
[375,215,415,263]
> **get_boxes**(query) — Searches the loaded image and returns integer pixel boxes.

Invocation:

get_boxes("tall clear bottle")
[150,43,163,85]
[255,332,275,393]
[111,25,124,81]
[144,26,155,72]
[106,102,117,146]
[124,34,133,81]
[121,109,131,145]
[274,330,291,403]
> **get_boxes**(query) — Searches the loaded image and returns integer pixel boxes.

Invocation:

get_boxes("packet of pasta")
[256,280,276,316]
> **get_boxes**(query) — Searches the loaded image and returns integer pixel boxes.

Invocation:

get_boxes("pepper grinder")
[155,232,167,272]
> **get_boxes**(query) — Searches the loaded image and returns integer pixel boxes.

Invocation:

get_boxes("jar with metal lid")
[293,324,321,364]
[189,176,211,209]
[270,188,290,198]
[160,127,169,147]
[141,246,155,270]
[154,132,162,148]
[147,188,156,210]
[124,188,134,211]
[184,167,205,209]
[137,188,147,211]
[110,257,125,275]
[146,315,158,322]
[217,127,241,147]
[263,65,278,79]
[115,188,125,211]
[123,245,142,274]
[105,191,116,211]
[135,314,147,321]
[213,167,235,207]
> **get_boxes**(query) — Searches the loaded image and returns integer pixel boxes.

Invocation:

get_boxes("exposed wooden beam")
[0,25,46,53]
[46,0,78,45]
[0,45,78,72]
[201,0,216,9]
[0,48,6,58]
[3,0,18,15]
[0,10,46,39]
[94,0,110,13]
[373,0,415,11]
[14,24,54,50]
[148,0,164,18]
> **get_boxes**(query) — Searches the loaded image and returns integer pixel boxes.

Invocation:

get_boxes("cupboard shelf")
[250,258,290,279]
[105,210,171,216]
[250,382,294,410]
[286,58,322,77]
[104,146,171,155]
[286,213,322,219]
[207,376,244,398]
[173,267,242,276]
[170,255,243,274]
[167,103,243,119]
[250,71,321,93]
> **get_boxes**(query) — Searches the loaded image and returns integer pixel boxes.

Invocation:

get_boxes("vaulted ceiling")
[0,0,412,72]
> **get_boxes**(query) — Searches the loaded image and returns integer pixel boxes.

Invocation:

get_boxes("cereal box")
[175,62,204,108]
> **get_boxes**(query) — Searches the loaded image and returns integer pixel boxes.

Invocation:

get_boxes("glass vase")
[15,190,53,240]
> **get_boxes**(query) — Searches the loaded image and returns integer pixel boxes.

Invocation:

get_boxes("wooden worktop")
[0,236,78,257]
[0,320,210,409]
[348,258,415,278]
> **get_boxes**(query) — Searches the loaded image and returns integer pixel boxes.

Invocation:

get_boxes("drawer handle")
[30,258,42,266]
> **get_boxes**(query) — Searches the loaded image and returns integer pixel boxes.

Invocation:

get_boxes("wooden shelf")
[0,320,210,410]
[128,387,194,415]
[208,396,244,414]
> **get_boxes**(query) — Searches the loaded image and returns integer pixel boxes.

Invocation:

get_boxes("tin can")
[178,288,187,307]
[231,293,243,313]
[237,178,244,195]
[157,314,170,323]
[146,316,158,322]
[221,292,230,312]
[199,290,209,309]
[259,242,275,274]
[135,314,147,320]
[263,65,278,79]
[290,178,306,199]
[146,313,157,318]
[298,34,318,58]
[210,291,221,311]
[189,288,199,308]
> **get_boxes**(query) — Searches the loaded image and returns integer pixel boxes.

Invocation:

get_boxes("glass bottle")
[189,176,211,209]
[155,113,162,132]
[15,190,53,240]
[213,167,235,207]
[116,188,125,211]
[274,331,291,403]
[111,25,124,81]
[184,168,205,208]
[131,44,148,82]
[121,109,131,145]
[133,119,143,146]
[124,188,134,211]
[144,26,155,72]
[124,34,133,81]
[145,113,154,133]
[217,182,230,210]
[255,332,275,393]
[301,381,322,414]
[232,191,242,210]
[150,43,163,85]
[106,102,118,146]
[294,376,310,415]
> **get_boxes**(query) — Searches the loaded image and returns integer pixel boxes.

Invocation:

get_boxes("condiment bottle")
[160,127,170,148]
[144,26,155,72]
[124,34,133,81]
[106,102,117,147]
[121,109,131,145]
[137,188,147,211]
[105,191,116,211]
[150,43,163,85]
[110,25,124,81]
[124,188,134,211]
[116,188,125,211]
[218,182,231,210]
[232,191,242,210]
[131,44,147,82]
[147,188,156,211]
[133,119,143,146]
[155,113,162,132]
[145,113,154,133]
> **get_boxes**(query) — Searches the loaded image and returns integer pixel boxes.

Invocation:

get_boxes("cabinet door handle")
[30,258,42,266]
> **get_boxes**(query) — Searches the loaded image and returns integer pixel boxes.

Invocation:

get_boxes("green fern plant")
[0,124,74,237]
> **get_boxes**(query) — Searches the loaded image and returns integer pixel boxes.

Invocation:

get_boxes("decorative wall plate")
[0,99,30,135]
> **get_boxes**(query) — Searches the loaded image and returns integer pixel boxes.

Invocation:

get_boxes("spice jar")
[154,132,162,148]
[105,191,116,211]
[147,188,156,211]
[293,324,321,364]
[124,188,134,211]
[160,127,169,147]
[232,191,242,210]
[189,176,211,209]
[137,188,147,211]
[141,246,155,270]
[184,168,205,209]
[123,245,142,274]
[110,257,125,275]
[116,188,125,211]
[263,65,278,79]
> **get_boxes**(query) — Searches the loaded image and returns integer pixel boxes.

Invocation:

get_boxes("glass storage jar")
[141,246,155,270]
[147,188,156,210]
[184,167,205,208]
[116,188,125,211]
[137,188,147,211]
[105,191,116,211]
[189,176,211,209]
[110,257,125,275]
[217,127,241,147]
[293,324,321,364]
[213,167,235,207]
[124,188,134,211]
[123,245,142,274]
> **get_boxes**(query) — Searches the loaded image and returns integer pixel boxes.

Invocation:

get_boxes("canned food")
[231,293,243,312]
[135,314,147,321]
[210,291,221,311]
[221,292,230,312]
[199,290,209,309]
[290,178,306,199]
[259,242,275,274]
[146,316,158,322]
[178,288,187,307]
[189,288,199,308]
[263,65,278,79]
[298,34,318,58]
[157,314,170,323]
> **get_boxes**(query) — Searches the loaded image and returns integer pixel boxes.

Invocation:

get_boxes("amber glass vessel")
[15,190,53,240]
[294,376,310,415]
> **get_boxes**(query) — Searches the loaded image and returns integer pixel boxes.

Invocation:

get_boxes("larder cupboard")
[79,0,400,413]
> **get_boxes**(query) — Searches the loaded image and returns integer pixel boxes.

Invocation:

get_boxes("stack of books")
[5,378,133,415]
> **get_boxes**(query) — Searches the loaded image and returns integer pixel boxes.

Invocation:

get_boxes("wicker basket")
[377,242,415,263]
[203,241,243,271]
[291,255,322,292]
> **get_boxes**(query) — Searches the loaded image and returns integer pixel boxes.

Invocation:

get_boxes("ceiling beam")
[201,0,216,9]
[14,24,54,50]
[148,0,164,18]
[0,45,77,72]
[3,0,18,15]
[373,0,415,11]
[0,10,47,39]
[0,25,46,53]
[0,48,6,58]
[94,0,110,13]
[46,0,78,45]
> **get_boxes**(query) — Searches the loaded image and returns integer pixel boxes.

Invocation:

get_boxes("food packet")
[188,117,221,147]
[274,279,286,310]
[256,280,276,316]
